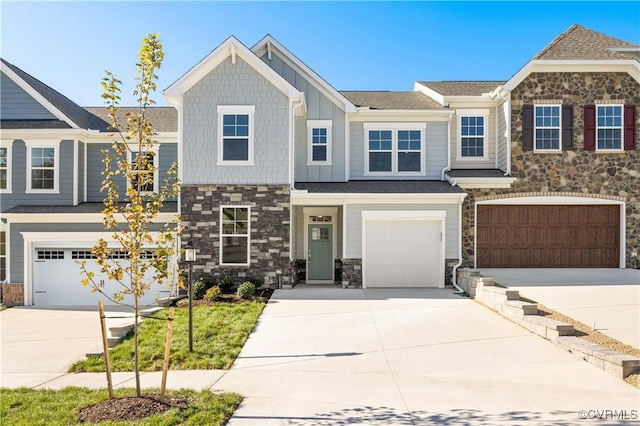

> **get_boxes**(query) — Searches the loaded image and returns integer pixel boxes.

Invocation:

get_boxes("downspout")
[451,196,465,293]
[289,96,305,268]
[505,94,512,176]
[441,111,454,180]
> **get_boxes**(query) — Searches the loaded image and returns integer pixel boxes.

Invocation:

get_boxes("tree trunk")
[134,295,141,397]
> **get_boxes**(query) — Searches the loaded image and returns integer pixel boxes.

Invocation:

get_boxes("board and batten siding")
[182,56,290,185]
[261,52,347,182]
[86,142,177,202]
[1,140,74,211]
[0,72,56,120]
[350,121,448,180]
[497,101,509,172]
[450,108,497,169]
[344,203,459,259]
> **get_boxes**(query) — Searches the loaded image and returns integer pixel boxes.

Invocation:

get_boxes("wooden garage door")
[477,205,619,268]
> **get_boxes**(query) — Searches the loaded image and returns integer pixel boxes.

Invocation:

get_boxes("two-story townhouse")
[0,58,180,306]
[2,24,637,306]
[417,25,638,271]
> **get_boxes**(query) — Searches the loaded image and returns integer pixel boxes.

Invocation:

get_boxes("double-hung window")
[220,206,250,265]
[0,141,11,192]
[307,120,332,165]
[128,147,158,193]
[217,105,255,165]
[534,105,561,151]
[596,105,623,151]
[364,123,426,175]
[457,110,488,160]
[26,140,59,193]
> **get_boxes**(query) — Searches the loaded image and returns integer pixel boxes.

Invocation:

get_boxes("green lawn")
[70,302,265,372]
[0,387,242,426]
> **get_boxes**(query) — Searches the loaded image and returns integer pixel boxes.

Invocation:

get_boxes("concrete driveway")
[0,305,137,388]
[213,287,639,425]
[480,268,640,349]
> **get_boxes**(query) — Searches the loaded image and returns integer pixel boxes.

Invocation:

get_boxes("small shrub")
[192,279,208,300]
[236,281,256,299]
[247,275,264,287]
[219,275,235,293]
[204,285,222,302]
[201,274,217,287]
[175,298,189,308]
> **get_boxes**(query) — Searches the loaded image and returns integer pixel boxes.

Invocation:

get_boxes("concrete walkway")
[479,268,640,349]
[213,287,639,425]
[2,288,639,425]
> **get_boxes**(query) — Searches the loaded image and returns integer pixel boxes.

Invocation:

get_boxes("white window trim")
[363,122,426,177]
[217,105,255,166]
[532,105,562,153]
[307,120,333,165]
[25,140,60,194]
[219,205,251,267]
[456,109,489,161]
[0,140,12,194]
[127,145,160,194]
[596,104,624,153]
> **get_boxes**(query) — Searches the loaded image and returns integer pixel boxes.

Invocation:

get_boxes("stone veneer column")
[181,185,291,286]
[341,259,362,288]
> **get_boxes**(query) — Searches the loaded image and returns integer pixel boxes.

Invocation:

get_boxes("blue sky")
[2,1,639,107]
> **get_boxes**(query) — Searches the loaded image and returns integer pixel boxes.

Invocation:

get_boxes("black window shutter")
[624,104,636,150]
[562,105,573,150]
[583,105,596,151]
[522,104,534,151]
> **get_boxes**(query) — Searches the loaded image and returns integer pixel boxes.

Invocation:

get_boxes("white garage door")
[363,211,445,288]
[33,248,171,306]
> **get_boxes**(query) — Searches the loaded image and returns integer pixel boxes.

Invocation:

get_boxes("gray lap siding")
[181,185,292,286]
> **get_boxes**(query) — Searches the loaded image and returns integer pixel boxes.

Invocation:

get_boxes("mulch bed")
[78,395,190,423]
[185,287,274,306]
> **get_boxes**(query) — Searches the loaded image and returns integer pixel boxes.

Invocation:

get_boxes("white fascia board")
[0,128,90,139]
[252,35,357,113]
[445,97,500,108]
[291,190,467,206]
[3,212,178,224]
[447,177,517,189]
[503,60,640,91]
[413,82,445,105]
[349,109,454,121]
[80,132,179,144]
[163,36,304,103]
[0,62,81,129]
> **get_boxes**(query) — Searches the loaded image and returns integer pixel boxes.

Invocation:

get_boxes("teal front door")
[308,224,333,281]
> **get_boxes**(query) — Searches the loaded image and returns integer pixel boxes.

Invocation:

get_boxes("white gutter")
[451,197,465,293]
[441,111,454,180]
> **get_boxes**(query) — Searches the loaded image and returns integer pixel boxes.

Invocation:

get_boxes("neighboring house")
[1,24,638,306]
[0,58,180,306]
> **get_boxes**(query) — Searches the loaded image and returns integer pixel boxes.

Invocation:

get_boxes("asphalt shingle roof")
[446,169,509,178]
[3,202,178,214]
[417,81,504,96]
[339,91,445,110]
[83,107,178,133]
[533,24,639,61]
[294,180,465,194]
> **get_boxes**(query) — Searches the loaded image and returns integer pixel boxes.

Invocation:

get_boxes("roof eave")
[502,60,640,91]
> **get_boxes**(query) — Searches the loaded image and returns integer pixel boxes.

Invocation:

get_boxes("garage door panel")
[477,205,619,268]
[364,218,443,288]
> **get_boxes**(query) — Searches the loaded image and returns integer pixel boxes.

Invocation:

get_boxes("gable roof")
[534,24,639,61]
[340,91,445,110]
[164,36,303,105]
[252,35,356,113]
[416,81,504,97]
[0,58,97,129]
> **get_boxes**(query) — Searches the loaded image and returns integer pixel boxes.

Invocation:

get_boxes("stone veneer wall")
[461,72,640,268]
[341,259,362,288]
[0,284,24,306]
[181,185,292,286]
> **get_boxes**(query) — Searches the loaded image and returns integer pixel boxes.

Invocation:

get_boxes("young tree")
[79,33,181,397]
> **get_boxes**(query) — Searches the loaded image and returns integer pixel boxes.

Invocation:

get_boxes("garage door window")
[37,250,64,260]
